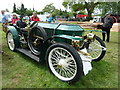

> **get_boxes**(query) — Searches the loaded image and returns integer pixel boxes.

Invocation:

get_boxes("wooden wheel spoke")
[33,35,44,40]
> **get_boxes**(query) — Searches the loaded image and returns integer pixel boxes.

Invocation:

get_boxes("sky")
[0,0,65,12]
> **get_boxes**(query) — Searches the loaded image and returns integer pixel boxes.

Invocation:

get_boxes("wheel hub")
[58,59,68,68]
[88,47,93,52]
[7,32,15,51]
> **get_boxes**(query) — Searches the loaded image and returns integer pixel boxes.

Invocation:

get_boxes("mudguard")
[39,38,53,62]
[7,26,20,48]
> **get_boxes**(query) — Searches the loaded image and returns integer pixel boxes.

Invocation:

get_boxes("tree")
[42,3,70,18]
[61,10,69,18]
[16,7,22,15]
[97,2,119,16]
[62,0,100,18]
[21,3,26,15]
[15,4,27,16]
[84,2,99,17]
[5,9,9,12]
[52,9,60,17]
[26,9,33,16]
[37,11,44,14]
[13,3,17,13]
[14,4,42,16]
[33,7,35,11]
[71,11,77,18]
[62,2,70,10]
[42,3,56,13]
[117,2,120,14]
[62,1,74,10]
[71,2,84,12]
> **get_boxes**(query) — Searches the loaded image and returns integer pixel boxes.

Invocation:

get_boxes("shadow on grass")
[16,51,47,67]
[2,47,47,72]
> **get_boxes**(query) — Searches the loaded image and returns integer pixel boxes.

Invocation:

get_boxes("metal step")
[16,48,39,62]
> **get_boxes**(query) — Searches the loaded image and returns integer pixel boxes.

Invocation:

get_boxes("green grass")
[1,24,119,88]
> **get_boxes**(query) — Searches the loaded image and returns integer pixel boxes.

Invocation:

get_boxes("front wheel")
[46,43,84,84]
[87,36,106,61]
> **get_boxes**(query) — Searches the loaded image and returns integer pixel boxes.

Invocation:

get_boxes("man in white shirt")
[1,10,8,32]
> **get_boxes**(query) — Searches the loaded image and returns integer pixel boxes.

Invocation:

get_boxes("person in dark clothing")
[102,14,114,42]
[16,16,27,28]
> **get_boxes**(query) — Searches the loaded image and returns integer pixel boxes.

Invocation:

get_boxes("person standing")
[102,13,114,42]
[11,13,19,24]
[47,14,55,23]
[30,12,40,21]
[1,10,8,32]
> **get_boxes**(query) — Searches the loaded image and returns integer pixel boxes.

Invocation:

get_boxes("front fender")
[7,26,20,48]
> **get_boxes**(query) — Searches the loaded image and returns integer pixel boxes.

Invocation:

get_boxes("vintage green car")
[6,21,106,84]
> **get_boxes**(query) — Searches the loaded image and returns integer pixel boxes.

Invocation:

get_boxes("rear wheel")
[87,36,106,61]
[46,43,83,84]
[7,31,16,51]
[28,26,47,56]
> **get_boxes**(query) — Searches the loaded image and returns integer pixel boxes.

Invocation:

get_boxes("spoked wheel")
[46,43,83,84]
[28,26,47,56]
[87,36,106,61]
[7,31,16,51]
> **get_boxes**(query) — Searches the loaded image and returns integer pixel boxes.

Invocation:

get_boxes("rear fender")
[39,38,53,62]
[7,26,20,48]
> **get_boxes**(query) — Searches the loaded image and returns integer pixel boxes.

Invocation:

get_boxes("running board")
[16,48,39,62]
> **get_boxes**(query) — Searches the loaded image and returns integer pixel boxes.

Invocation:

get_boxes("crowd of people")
[1,10,55,34]
[1,10,55,28]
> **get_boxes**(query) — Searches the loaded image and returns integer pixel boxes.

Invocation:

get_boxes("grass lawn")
[1,24,119,88]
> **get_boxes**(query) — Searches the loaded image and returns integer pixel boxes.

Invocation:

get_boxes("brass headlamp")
[71,36,84,49]
[86,33,96,41]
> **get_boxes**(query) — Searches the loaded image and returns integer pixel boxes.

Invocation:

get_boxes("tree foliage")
[20,3,26,15]
[42,3,70,18]
[62,0,100,17]
[13,3,17,13]
[62,0,119,18]
[118,1,120,14]
[12,3,38,16]
[26,9,33,16]
[71,2,84,12]
[5,9,9,12]
[84,2,100,17]
[97,2,119,16]
[42,3,56,13]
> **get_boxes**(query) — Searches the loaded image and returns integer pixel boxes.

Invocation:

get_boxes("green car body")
[7,22,84,62]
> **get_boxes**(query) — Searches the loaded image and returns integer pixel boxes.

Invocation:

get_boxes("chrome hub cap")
[7,32,15,51]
